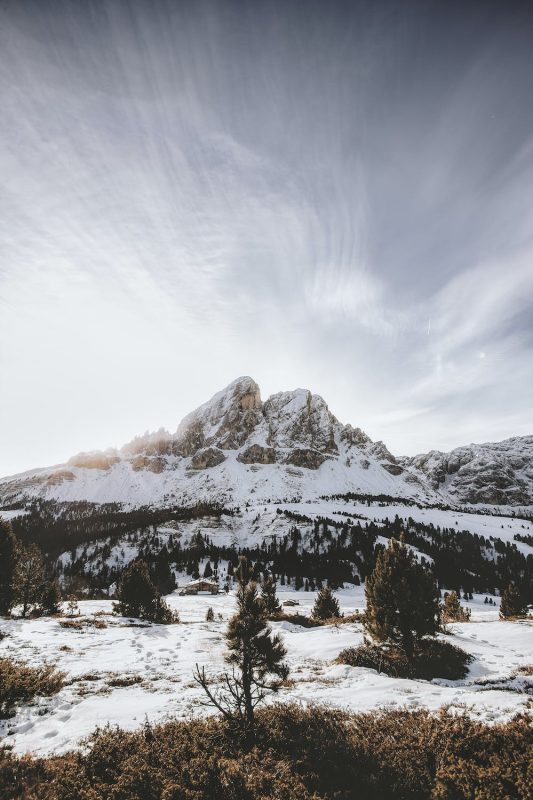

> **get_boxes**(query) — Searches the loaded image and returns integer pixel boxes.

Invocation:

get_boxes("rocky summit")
[0,377,531,509]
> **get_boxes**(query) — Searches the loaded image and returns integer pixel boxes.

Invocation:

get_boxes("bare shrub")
[0,658,65,718]
[0,705,530,799]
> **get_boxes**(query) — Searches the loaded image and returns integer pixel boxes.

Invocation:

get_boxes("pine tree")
[114,561,157,619]
[114,560,176,623]
[206,606,215,622]
[14,543,45,618]
[203,561,213,579]
[153,551,176,594]
[40,579,62,615]
[194,556,288,745]
[260,575,281,615]
[441,590,471,623]
[312,586,341,620]
[364,537,440,657]
[0,520,17,615]
[500,584,527,618]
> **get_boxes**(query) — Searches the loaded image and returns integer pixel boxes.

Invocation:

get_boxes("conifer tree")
[206,606,215,622]
[260,575,281,614]
[312,586,341,620]
[153,550,176,594]
[114,560,176,623]
[114,560,157,619]
[500,584,527,618]
[194,556,288,745]
[14,543,45,618]
[441,590,471,623]
[364,537,439,657]
[0,520,17,615]
[40,579,62,615]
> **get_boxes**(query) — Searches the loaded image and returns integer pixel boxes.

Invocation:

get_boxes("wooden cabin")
[179,578,220,596]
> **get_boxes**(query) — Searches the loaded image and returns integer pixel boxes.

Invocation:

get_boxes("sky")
[1,0,533,476]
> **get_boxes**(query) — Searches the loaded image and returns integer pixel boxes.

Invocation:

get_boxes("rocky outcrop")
[263,389,338,452]
[131,455,166,474]
[285,448,326,470]
[382,463,404,476]
[190,447,226,470]
[341,425,372,447]
[175,377,263,455]
[68,452,120,470]
[46,470,75,485]
[237,445,277,464]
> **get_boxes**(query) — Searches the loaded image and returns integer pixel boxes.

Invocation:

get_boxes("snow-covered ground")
[1,588,532,756]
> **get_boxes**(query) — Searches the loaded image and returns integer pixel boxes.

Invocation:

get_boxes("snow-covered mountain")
[0,377,531,508]
[401,436,533,506]
[0,377,432,507]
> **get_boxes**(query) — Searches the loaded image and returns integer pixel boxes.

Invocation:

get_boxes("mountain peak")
[174,376,262,455]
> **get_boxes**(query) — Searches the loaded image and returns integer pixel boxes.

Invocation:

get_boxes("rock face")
[131,456,166,474]
[175,377,263,455]
[68,452,120,471]
[263,390,338,452]
[190,447,226,470]
[237,445,277,464]
[402,436,533,505]
[45,470,75,486]
[285,448,327,470]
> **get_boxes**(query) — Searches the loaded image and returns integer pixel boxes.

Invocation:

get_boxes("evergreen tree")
[114,560,176,623]
[206,606,215,622]
[312,586,341,620]
[194,556,288,745]
[114,561,156,619]
[0,520,17,615]
[40,579,62,615]
[364,537,439,657]
[260,575,281,615]
[203,561,213,579]
[153,553,176,595]
[441,590,470,623]
[500,584,527,618]
[14,543,45,618]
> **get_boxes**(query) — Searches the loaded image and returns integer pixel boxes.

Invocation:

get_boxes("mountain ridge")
[1,377,531,508]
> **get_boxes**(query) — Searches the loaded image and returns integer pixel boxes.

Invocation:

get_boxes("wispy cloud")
[1,0,532,472]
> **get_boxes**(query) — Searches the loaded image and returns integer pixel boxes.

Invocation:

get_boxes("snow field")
[1,588,532,757]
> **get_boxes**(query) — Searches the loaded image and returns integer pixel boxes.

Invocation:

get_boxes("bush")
[271,611,323,627]
[337,639,473,680]
[0,658,65,718]
[0,705,530,799]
